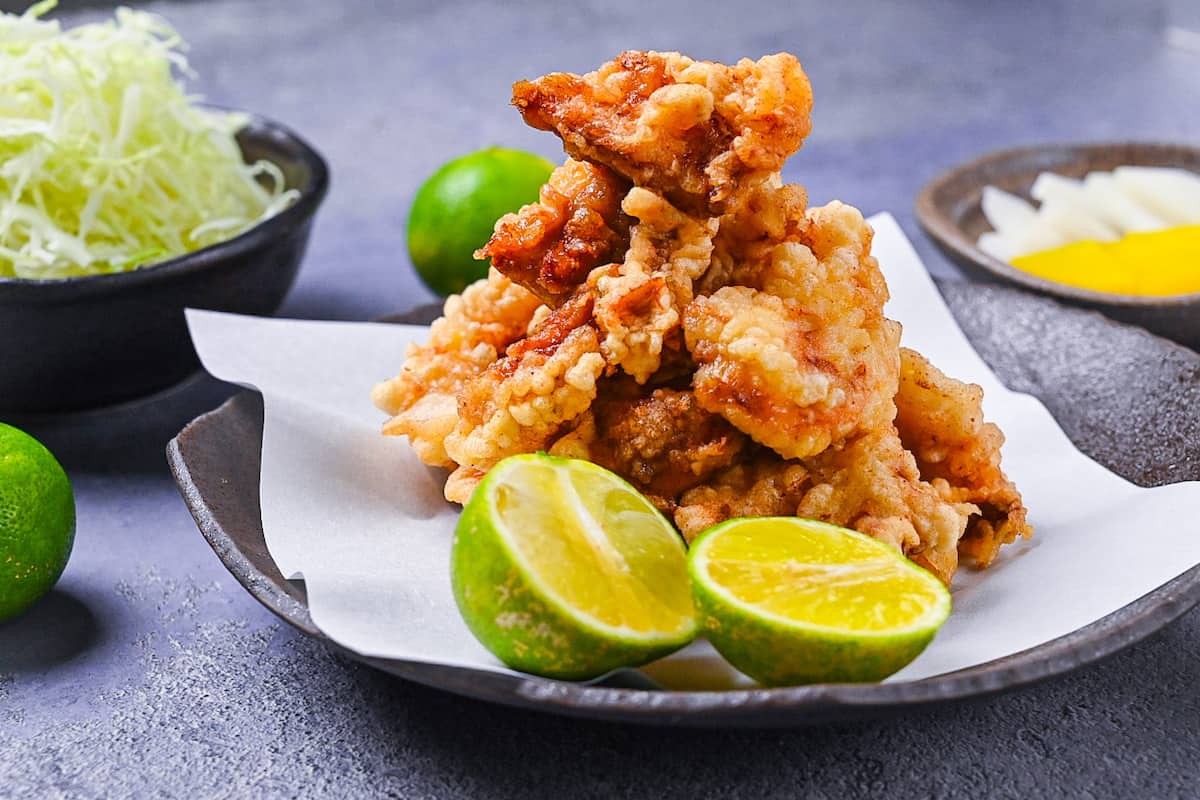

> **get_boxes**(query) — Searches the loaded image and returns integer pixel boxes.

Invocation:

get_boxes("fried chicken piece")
[895,348,1032,568]
[685,285,902,459]
[799,429,975,585]
[684,201,900,459]
[590,187,718,383]
[674,429,975,585]
[709,199,890,321]
[441,292,606,477]
[767,201,892,312]
[696,172,809,296]
[675,455,811,538]
[374,50,1030,585]
[719,172,810,246]
[549,379,748,509]
[371,269,543,465]
[443,465,487,505]
[476,159,631,306]
[513,51,813,214]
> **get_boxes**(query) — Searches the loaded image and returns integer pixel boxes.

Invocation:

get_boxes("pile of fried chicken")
[373,51,1031,584]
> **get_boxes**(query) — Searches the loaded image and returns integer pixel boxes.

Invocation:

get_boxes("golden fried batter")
[591,187,718,383]
[675,456,811,537]
[673,429,975,586]
[550,379,748,508]
[895,348,1032,568]
[443,465,487,505]
[799,429,975,585]
[371,269,543,465]
[697,172,809,296]
[685,285,901,460]
[685,200,900,459]
[476,159,630,305]
[513,51,813,214]
[375,50,1030,584]
[443,292,605,474]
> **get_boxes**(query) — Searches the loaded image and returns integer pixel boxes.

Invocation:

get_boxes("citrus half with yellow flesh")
[452,454,697,680]
[688,517,951,686]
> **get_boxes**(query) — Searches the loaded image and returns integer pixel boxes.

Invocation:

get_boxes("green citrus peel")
[688,517,951,686]
[452,454,697,680]
[0,422,75,622]
[0,1,297,279]
[408,147,554,296]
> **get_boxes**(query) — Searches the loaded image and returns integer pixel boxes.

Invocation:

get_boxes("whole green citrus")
[407,147,554,296]
[0,423,75,622]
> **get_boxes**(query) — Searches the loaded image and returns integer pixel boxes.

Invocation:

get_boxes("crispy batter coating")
[476,159,630,305]
[696,172,809,296]
[769,201,891,311]
[443,465,487,505]
[685,286,901,459]
[371,269,543,465]
[685,201,900,459]
[702,199,891,334]
[591,187,718,383]
[895,348,1032,568]
[549,379,748,508]
[675,455,811,537]
[799,429,975,585]
[442,292,606,473]
[513,51,813,214]
[674,429,974,585]
[375,50,1029,584]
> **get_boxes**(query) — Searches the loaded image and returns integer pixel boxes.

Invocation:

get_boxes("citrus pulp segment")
[688,517,951,686]
[452,454,696,680]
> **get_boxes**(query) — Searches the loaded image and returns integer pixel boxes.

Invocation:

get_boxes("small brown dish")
[915,142,1200,352]
[0,112,329,414]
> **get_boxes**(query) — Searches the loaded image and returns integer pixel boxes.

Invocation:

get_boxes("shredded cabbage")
[0,1,298,279]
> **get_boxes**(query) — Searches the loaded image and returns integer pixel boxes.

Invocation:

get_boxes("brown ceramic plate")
[168,285,1200,727]
[915,142,1200,351]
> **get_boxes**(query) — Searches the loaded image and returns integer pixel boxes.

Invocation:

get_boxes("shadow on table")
[0,589,103,673]
[1,372,237,476]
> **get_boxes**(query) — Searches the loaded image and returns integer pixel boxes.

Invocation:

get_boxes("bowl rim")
[914,140,1200,308]
[0,107,329,297]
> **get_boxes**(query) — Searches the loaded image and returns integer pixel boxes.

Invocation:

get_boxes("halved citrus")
[451,454,697,680]
[688,517,951,686]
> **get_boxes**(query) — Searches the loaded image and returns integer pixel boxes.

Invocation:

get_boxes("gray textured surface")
[942,285,1200,489]
[1,0,1199,797]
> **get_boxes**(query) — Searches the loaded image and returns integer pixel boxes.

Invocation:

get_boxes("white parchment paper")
[186,213,1200,688]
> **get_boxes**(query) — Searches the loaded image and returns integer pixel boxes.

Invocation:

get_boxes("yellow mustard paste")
[1011,225,1200,296]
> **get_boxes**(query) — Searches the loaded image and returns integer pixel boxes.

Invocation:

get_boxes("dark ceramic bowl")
[915,142,1200,351]
[0,113,329,414]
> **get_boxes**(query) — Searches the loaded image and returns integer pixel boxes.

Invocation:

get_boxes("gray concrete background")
[1,0,1199,797]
